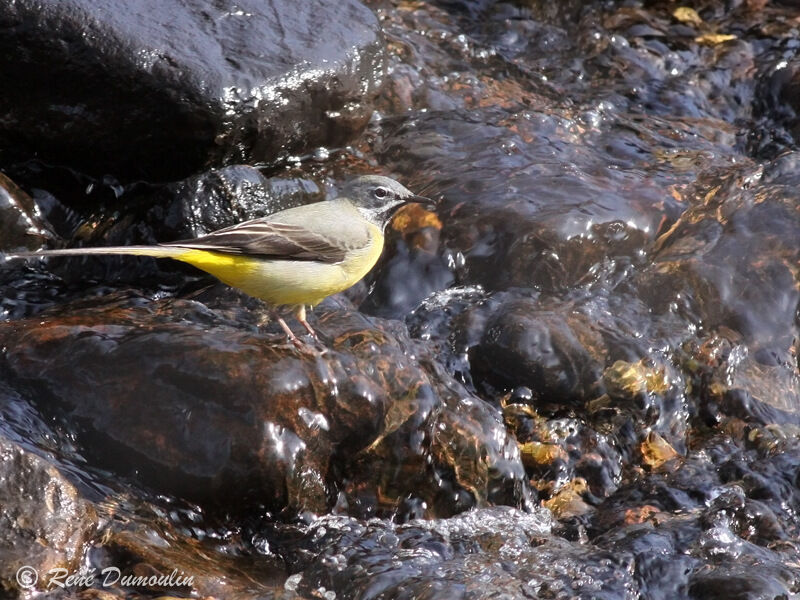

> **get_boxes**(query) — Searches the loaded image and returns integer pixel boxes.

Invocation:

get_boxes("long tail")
[4,245,190,261]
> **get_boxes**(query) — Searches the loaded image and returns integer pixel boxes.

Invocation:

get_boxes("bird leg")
[293,305,319,340]
[267,310,302,347]
[258,306,320,351]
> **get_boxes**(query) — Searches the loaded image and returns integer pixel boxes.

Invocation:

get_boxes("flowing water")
[1,1,799,598]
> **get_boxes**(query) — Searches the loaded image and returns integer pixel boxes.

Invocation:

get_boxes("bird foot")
[261,309,327,355]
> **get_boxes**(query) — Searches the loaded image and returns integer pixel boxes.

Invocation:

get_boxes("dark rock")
[101,516,287,598]
[0,172,56,251]
[4,0,800,593]
[405,286,492,390]
[375,109,681,295]
[91,166,323,249]
[588,438,800,599]
[161,166,323,237]
[0,297,529,516]
[701,485,786,545]
[471,296,606,405]
[643,166,800,351]
[688,569,793,600]
[0,436,97,594]
[591,513,799,600]
[0,0,385,181]
[754,57,800,142]
[640,167,800,426]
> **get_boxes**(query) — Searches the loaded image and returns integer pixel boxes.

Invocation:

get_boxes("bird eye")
[374,187,388,199]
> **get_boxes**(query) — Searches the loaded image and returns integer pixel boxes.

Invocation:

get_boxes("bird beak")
[404,194,436,211]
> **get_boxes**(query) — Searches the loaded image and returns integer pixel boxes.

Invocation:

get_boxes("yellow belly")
[174,226,384,307]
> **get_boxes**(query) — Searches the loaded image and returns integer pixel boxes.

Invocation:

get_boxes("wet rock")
[0,172,55,251]
[432,290,638,411]
[645,167,799,348]
[761,150,800,185]
[159,166,324,240]
[0,172,66,320]
[592,513,799,600]
[603,360,671,402]
[506,407,624,504]
[4,0,800,593]
[641,166,800,424]
[0,297,528,517]
[0,436,97,594]
[0,0,385,180]
[593,425,800,540]
[753,57,800,157]
[86,166,323,250]
[370,0,783,314]
[588,437,800,598]
[542,477,594,519]
[99,513,288,598]
[687,564,795,600]
[408,286,685,505]
[375,110,674,294]
[405,286,491,390]
[701,485,786,546]
[471,296,606,405]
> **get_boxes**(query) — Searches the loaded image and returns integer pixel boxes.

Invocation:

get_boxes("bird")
[5,175,431,345]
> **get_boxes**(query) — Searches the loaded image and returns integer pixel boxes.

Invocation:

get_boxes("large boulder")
[0,298,529,517]
[0,0,385,181]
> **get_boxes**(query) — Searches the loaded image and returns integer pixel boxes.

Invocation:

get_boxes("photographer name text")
[16,565,194,590]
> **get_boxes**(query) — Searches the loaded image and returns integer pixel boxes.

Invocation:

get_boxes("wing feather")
[162,219,348,263]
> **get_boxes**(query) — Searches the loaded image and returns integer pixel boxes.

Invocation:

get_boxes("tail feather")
[4,245,189,260]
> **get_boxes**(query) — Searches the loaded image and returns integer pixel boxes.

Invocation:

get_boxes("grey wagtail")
[6,175,430,344]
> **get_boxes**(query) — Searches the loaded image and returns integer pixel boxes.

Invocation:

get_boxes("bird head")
[339,175,431,230]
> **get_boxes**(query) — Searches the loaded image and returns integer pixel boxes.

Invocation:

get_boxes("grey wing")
[162,219,348,263]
